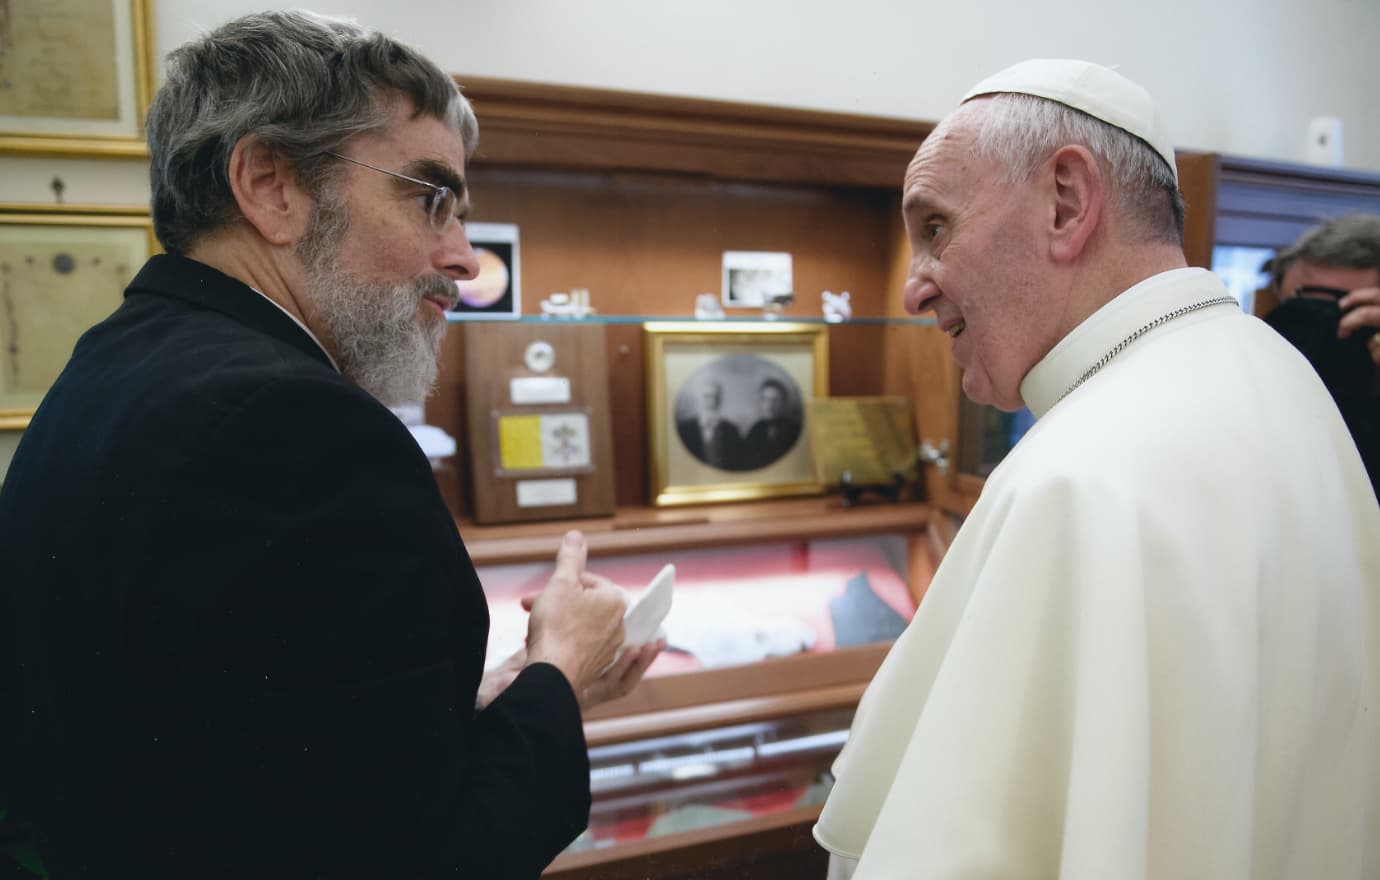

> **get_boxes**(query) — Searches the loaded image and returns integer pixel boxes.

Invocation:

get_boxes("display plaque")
[464,322,615,523]
[807,396,916,488]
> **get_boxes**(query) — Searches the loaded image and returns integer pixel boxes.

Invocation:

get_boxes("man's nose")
[436,223,480,282]
[903,259,940,315]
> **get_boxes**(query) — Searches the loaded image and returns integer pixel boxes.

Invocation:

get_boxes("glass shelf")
[446,313,936,327]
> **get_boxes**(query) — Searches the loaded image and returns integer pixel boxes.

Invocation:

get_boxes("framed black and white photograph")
[645,321,827,507]
[449,222,520,320]
[721,250,792,309]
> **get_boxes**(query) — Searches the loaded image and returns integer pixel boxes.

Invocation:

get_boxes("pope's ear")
[225,136,313,247]
[1046,143,1102,263]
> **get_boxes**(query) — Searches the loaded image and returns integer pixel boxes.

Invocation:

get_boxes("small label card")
[510,376,572,405]
[515,478,578,508]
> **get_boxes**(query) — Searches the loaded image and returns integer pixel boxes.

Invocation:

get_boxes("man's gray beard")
[296,194,450,409]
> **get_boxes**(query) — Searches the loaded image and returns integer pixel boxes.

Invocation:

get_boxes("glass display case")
[464,505,936,879]
[480,535,916,678]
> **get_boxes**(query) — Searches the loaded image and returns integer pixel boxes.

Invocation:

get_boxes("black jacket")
[0,254,589,878]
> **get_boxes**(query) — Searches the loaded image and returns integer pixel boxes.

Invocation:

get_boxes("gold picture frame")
[1,204,157,429]
[0,0,157,157]
[645,321,828,507]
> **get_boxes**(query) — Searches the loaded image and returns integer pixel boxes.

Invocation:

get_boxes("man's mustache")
[413,274,459,311]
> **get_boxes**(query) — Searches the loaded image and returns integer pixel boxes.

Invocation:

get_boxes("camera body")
[1291,285,1379,342]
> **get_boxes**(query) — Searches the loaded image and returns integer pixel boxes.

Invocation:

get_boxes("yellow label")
[498,414,545,470]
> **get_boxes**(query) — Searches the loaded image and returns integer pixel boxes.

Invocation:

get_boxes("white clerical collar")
[1020,267,1232,419]
[248,286,340,372]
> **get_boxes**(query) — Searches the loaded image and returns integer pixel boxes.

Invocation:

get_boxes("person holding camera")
[1263,213,1380,498]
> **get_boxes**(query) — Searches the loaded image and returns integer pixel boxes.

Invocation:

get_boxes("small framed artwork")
[449,222,520,320]
[808,396,918,487]
[463,322,616,523]
[0,0,158,157]
[0,204,157,429]
[645,321,828,507]
[492,409,595,475]
[721,251,792,308]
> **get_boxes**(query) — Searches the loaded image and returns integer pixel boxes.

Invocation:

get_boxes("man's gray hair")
[1267,214,1380,291]
[146,10,477,254]
[965,93,1185,246]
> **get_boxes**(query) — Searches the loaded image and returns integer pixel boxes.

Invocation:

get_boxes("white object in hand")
[624,563,675,647]
[602,564,675,674]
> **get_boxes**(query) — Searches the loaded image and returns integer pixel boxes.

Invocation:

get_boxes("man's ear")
[1045,144,1103,264]
[226,135,312,247]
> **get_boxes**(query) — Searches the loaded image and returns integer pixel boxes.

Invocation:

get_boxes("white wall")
[151,0,1376,171]
[4,0,1380,210]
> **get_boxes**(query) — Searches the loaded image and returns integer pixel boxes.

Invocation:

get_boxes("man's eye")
[926,222,944,240]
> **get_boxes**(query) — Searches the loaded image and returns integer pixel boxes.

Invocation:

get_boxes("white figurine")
[822,290,852,323]
[539,288,596,318]
[694,293,725,320]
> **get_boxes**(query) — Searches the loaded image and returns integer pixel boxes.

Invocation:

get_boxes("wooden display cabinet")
[423,78,1380,877]
[417,77,948,876]
[472,519,935,879]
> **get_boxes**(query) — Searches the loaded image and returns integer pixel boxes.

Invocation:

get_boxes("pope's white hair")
[960,93,1184,245]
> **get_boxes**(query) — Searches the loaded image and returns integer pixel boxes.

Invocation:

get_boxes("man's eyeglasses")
[322,151,460,231]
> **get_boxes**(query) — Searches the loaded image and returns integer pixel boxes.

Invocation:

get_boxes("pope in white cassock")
[814,60,1380,878]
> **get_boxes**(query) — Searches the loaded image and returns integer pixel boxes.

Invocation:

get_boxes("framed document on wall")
[0,0,158,157]
[1,204,157,429]
[463,322,615,523]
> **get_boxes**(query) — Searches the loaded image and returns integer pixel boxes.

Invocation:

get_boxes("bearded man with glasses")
[0,11,661,879]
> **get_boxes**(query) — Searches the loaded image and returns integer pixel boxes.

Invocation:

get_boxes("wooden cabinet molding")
[459,497,932,566]
[457,74,932,188]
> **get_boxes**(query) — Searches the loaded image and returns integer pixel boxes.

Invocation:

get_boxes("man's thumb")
[551,530,588,584]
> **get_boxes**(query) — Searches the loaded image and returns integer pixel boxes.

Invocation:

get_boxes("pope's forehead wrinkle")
[911,119,973,171]
[905,128,962,194]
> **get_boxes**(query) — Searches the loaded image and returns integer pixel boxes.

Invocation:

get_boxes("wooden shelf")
[583,681,868,748]
[583,645,887,742]
[457,497,932,566]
